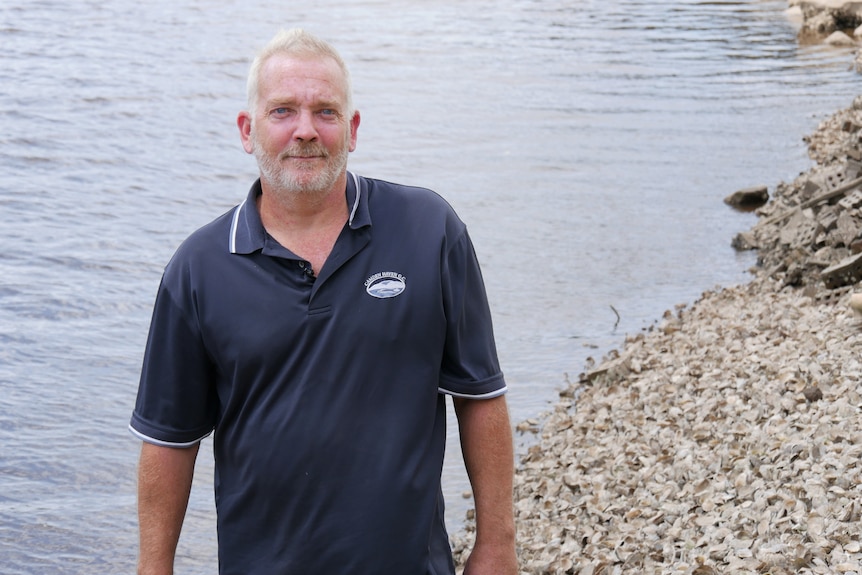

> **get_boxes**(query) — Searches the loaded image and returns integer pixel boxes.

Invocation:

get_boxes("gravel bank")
[464,276,862,574]
[452,10,862,574]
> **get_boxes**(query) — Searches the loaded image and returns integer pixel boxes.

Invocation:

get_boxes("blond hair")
[246,28,353,118]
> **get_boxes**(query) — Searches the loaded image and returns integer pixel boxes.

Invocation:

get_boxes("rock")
[802,386,824,402]
[723,185,769,208]
[731,230,759,251]
[825,30,856,45]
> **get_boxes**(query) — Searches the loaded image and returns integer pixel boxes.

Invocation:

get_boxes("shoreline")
[453,3,862,573]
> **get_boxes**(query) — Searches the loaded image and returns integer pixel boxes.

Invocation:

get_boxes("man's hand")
[463,540,519,575]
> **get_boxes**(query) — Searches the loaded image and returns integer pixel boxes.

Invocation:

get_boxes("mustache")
[279,143,329,161]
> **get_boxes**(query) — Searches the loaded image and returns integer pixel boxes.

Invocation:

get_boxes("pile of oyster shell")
[453,276,862,574]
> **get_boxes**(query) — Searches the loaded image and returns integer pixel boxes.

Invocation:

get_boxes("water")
[1,0,858,572]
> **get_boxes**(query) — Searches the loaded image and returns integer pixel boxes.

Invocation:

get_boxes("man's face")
[244,54,358,199]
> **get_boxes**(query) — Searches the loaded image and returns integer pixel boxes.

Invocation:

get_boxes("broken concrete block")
[836,210,861,246]
[821,252,862,288]
[838,188,862,209]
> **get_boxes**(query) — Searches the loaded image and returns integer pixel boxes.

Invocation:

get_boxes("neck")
[256,173,349,275]
[258,172,349,231]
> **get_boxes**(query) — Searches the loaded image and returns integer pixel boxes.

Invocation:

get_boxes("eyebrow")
[265,97,343,111]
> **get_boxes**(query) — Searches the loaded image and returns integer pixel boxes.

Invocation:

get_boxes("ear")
[238,111,254,154]
[348,110,360,152]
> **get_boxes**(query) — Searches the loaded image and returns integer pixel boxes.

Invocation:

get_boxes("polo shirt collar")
[229,171,370,255]
[347,171,372,229]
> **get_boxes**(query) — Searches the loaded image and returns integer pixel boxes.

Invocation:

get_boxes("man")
[129,28,517,575]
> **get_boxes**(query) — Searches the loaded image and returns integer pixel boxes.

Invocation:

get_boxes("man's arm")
[137,441,200,575]
[453,395,518,575]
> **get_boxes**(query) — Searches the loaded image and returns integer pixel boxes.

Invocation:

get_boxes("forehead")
[257,54,348,107]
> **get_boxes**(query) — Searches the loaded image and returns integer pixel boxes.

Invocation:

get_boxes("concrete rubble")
[451,3,862,574]
[734,95,862,294]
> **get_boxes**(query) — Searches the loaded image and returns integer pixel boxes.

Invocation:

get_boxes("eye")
[320,109,337,117]
[270,107,292,118]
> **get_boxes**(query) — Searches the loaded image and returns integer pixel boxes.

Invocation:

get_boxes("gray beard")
[254,139,350,200]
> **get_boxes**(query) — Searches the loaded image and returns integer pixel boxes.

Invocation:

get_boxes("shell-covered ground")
[452,278,862,574]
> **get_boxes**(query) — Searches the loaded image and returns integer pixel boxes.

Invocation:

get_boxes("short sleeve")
[129,269,218,446]
[437,229,507,398]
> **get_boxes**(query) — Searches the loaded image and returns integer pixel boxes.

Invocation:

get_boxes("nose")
[293,109,318,142]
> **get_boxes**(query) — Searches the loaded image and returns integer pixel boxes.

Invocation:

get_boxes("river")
[1,0,859,572]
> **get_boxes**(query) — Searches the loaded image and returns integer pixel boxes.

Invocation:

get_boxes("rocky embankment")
[452,4,862,574]
[793,0,862,67]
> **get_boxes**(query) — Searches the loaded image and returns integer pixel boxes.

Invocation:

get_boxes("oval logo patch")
[365,272,407,299]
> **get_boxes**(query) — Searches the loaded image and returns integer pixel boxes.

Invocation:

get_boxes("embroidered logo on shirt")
[365,271,407,299]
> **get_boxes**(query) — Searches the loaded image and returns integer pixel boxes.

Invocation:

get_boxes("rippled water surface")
[1,0,859,571]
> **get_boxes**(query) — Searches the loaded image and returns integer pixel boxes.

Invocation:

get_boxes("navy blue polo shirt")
[129,173,506,575]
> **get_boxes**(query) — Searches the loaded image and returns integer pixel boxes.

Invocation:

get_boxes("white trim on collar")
[229,198,246,254]
[349,171,361,226]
